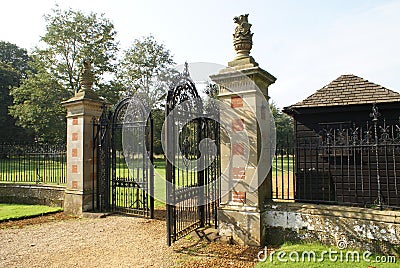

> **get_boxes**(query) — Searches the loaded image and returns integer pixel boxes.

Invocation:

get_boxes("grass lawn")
[0,203,63,221]
[153,158,166,208]
[0,154,294,209]
[255,242,398,267]
[113,155,296,208]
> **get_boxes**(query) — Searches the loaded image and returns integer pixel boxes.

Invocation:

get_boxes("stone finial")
[183,62,190,77]
[79,58,95,92]
[233,14,253,60]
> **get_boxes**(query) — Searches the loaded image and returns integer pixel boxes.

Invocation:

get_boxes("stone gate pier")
[62,60,103,215]
[210,14,276,246]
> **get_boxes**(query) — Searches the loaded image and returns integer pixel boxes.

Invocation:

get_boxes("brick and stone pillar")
[61,60,103,216]
[210,14,276,246]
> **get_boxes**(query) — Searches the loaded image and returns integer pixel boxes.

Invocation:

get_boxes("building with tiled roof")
[283,74,400,206]
[285,74,400,110]
[284,74,400,127]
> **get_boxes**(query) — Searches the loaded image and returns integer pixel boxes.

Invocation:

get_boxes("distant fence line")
[0,142,67,185]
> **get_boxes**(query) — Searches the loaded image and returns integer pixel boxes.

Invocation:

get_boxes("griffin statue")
[233,14,253,59]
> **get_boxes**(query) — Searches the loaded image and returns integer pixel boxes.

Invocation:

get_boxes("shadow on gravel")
[0,212,76,229]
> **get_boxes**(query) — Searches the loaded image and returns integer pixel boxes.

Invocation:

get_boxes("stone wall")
[0,183,65,207]
[264,202,400,253]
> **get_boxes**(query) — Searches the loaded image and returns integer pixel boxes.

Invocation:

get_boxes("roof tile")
[286,74,400,109]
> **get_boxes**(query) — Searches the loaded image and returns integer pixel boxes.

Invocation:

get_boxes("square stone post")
[211,55,276,246]
[61,60,104,216]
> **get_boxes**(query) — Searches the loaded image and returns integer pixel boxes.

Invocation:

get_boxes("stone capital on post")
[61,59,104,216]
[210,14,276,246]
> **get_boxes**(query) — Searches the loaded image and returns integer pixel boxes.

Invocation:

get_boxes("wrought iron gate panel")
[203,118,221,228]
[93,98,154,218]
[93,104,111,212]
[166,64,220,245]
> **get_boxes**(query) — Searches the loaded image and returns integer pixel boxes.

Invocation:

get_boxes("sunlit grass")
[0,203,62,221]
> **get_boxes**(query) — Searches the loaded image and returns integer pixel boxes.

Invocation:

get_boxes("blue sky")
[2,0,400,108]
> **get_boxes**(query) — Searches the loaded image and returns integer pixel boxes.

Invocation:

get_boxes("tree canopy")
[9,63,71,142]
[270,102,294,148]
[0,41,31,78]
[0,41,32,141]
[6,7,180,143]
[37,7,119,94]
[9,7,119,142]
[118,35,177,108]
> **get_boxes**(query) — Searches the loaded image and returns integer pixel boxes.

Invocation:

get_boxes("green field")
[255,242,398,268]
[115,157,197,209]
[153,158,166,208]
[0,203,62,221]
[0,154,294,208]
[0,153,294,184]
[272,155,294,174]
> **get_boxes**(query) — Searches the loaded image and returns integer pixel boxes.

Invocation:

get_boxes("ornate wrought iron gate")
[93,97,154,218]
[165,66,220,245]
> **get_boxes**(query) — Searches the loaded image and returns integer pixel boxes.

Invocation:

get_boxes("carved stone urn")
[233,38,252,59]
[233,14,253,60]
[79,59,95,92]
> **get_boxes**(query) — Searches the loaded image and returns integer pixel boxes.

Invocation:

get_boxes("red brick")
[72,181,78,189]
[72,117,78,125]
[232,191,246,203]
[71,164,78,173]
[232,118,244,132]
[233,167,245,180]
[232,143,244,155]
[231,95,243,108]
[71,148,78,157]
[72,133,78,141]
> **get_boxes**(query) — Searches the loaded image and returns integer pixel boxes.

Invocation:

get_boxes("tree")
[151,108,165,155]
[9,60,72,142]
[270,102,294,148]
[0,41,32,141]
[117,35,178,108]
[36,6,119,95]
[10,7,120,142]
[0,41,31,77]
[117,36,178,154]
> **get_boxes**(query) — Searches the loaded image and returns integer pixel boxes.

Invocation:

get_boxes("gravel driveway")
[0,213,258,268]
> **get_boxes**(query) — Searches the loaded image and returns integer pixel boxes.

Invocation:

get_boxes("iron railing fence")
[293,141,400,209]
[273,106,400,210]
[272,146,296,201]
[273,143,400,209]
[0,142,66,185]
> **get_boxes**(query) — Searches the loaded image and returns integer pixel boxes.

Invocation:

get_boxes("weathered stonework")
[218,205,269,246]
[264,202,400,254]
[233,14,253,60]
[210,14,276,246]
[0,183,65,207]
[61,60,103,216]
